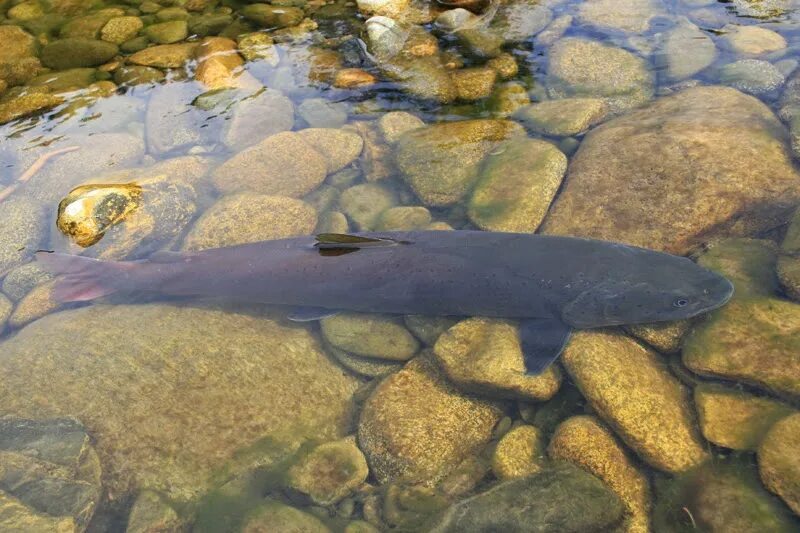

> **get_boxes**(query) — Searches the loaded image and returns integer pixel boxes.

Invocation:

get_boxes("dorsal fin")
[314,234,410,255]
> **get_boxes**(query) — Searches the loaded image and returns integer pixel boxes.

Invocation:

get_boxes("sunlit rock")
[491,424,546,480]
[287,437,369,505]
[321,312,419,361]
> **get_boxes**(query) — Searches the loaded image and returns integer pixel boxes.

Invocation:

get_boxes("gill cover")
[561,281,652,328]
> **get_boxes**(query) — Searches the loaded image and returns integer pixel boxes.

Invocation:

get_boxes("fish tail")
[35,252,138,303]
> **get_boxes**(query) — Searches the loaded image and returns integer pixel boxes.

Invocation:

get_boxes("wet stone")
[433,318,562,402]
[8,280,61,329]
[450,67,497,101]
[489,82,531,118]
[661,19,717,81]
[377,111,425,144]
[297,128,364,174]
[455,29,504,59]
[41,38,119,70]
[101,16,143,44]
[490,424,546,480]
[241,500,332,532]
[0,294,12,330]
[548,415,652,533]
[403,315,457,346]
[623,319,691,354]
[578,0,662,33]
[2,263,51,303]
[298,98,349,128]
[562,330,709,473]
[758,413,800,515]
[0,198,47,276]
[126,490,182,533]
[222,88,294,150]
[328,345,403,378]
[721,24,787,56]
[316,211,349,234]
[492,0,552,42]
[338,183,397,230]
[358,356,502,485]
[241,4,305,29]
[113,65,165,86]
[57,182,142,248]
[287,437,369,505]
[321,313,419,361]
[719,59,785,95]
[694,383,795,451]
[779,208,800,300]
[182,193,317,251]
[237,32,279,64]
[375,206,432,231]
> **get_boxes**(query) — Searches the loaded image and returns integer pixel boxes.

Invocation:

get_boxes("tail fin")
[35,252,133,303]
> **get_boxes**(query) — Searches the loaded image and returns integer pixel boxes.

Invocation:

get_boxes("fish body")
[36,231,734,373]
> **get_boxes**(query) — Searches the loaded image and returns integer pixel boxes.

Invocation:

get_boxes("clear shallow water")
[0,0,799,531]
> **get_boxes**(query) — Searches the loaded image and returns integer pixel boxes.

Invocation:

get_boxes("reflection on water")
[0,0,800,529]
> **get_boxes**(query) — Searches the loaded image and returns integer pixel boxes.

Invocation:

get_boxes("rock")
[59,8,125,39]
[358,356,502,485]
[321,313,419,361]
[535,14,572,47]
[334,68,377,89]
[237,33,279,65]
[213,131,328,197]
[435,8,475,30]
[404,315,457,346]
[719,59,785,95]
[156,7,189,22]
[2,263,52,302]
[182,194,317,251]
[547,38,653,114]
[8,281,60,329]
[758,413,800,515]
[0,93,63,125]
[395,119,523,206]
[468,137,566,233]
[193,37,246,90]
[541,86,800,254]
[145,82,214,155]
[451,67,497,101]
[328,345,403,378]
[721,24,787,55]
[101,16,143,44]
[296,128,364,173]
[426,463,624,532]
[694,383,795,451]
[241,500,332,532]
[0,198,47,276]
[57,182,142,248]
[345,520,379,533]
[654,459,797,532]
[287,437,369,505]
[0,294,11,330]
[683,239,800,400]
[562,330,708,473]
[455,29,504,59]
[490,425,546,480]
[0,304,359,502]
[486,53,518,80]
[377,111,425,144]
[0,491,77,532]
[316,211,349,234]
[623,319,691,354]
[365,16,409,59]
[548,415,652,533]
[128,42,198,68]
[432,318,562,402]
[578,0,662,33]
[375,206,432,230]
[41,38,118,69]
[492,0,553,42]
[0,26,37,65]
[338,183,397,230]
[113,65,165,86]
[489,82,531,118]
[222,88,294,150]
[241,4,305,28]
[357,0,410,17]
[381,482,450,530]
[779,208,800,300]
[379,55,458,104]
[297,98,348,128]
[126,491,182,533]
[661,19,717,80]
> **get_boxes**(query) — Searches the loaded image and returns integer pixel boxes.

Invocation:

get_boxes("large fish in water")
[36,231,733,374]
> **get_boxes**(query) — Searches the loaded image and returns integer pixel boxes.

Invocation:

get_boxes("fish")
[35,231,734,374]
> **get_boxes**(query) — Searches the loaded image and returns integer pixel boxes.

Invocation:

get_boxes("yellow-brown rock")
[194,37,246,90]
[7,281,62,329]
[321,312,419,361]
[490,424,546,480]
[623,319,691,354]
[758,412,800,515]
[57,183,143,247]
[561,330,709,473]
[128,42,198,68]
[334,68,378,89]
[486,53,518,79]
[432,317,562,401]
[287,437,369,506]
[451,67,497,101]
[548,415,652,533]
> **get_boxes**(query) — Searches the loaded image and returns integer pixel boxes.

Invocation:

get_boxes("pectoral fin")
[518,318,573,375]
[288,306,339,322]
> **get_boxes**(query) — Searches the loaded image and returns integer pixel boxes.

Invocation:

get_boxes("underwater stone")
[548,415,652,533]
[113,65,165,86]
[101,16,143,44]
[8,280,61,329]
[222,88,294,150]
[57,183,142,248]
[455,29,504,59]
[403,315,457,346]
[241,4,304,28]
[451,67,497,101]
[490,424,546,480]
[182,193,317,251]
[237,32,279,64]
[296,128,364,174]
[144,20,188,44]
[758,413,800,515]
[126,490,182,533]
[193,37,246,90]
[0,92,63,125]
[297,98,349,128]
[719,59,785,95]
[377,111,425,144]
[661,19,716,81]
[0,198,47,276]
[128,42,198,68]
[338,183,397,230]
[358,355,502,485]
[514,98,609,137]
[287,437,369,505]
[321,313,419,361]
[2,262,52,302]
[433,318,562,402]
[426,463,624,532]
[623,319,691,354]
[41,38,118,69]
[694,383,795,451]
[0,294,11,331]
[334,68,377,89]
[578,0,661,33]
[721,24,787,55]
[241,500,332,532]
[491,0,552,42]
[488,82,530,118]
[375,206,432,231]
[562,330,708,473]
[542,86,800,254]
[779,208,800,300]
[486,53,518,80]
[468,137,566,233]
[0,491,77,532]
[327,345,403,378]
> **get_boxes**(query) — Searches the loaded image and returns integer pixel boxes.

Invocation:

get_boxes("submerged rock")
[56,183,142,248]
[41,38,118,69]
[542,86,800,254]
[287,437,369,505]
[145,82,213,155]
[375,206,432,231]
[490,425,546,480]
[491,0,552,42]
[562,330,708,473]
[128,42,198,68]
[548,415,652,533]
[432,318,562,402]
[321,313,419,361]
[721,24,786,56]
[578,0,662,33]
[758,413,800,515]
[0,304,359,502]
[182,193,317,251]
[623,319,691,354]
[426,463,624,532]
[101,16,143,45]
[358,356,502,485]
[1,263,53,302]
[0,198,47,276]
[719,59,785,95]
[222,88,294,150]
[241,500,332,532]
[338,183,397,230]
[779,208,800,300]
[514,98,609,137]
[296,128,364,174]
[661,19,717,81]
[126,490,182,533]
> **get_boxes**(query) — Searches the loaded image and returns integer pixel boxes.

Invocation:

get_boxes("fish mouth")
[696,275,735,314]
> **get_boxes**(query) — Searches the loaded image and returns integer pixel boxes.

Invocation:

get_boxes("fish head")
[561,256,734,328]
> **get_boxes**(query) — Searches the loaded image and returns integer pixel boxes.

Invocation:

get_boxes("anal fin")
[519,317,573,375]
[288,306,339,322]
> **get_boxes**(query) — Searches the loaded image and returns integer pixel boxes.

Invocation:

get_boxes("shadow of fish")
[36,231,733,374]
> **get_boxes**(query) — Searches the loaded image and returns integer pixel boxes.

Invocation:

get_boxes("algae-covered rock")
[241,500,332,532]
[468,137,566,233]
[338,183,397,230]
[128,42,198,68]
[213,131,328,197]
[721,24,786,55]
[0,92,64,125]
[403,315,457,346]
[193,36,246,91]
[241,4,304,29]
[375,206,432,231]
[491,0,552,42]
[328,345,404,378]
[0,304,359,502]
[377,111,425,143]
[451,67,497,101]
[432,318,562,402]
[0,491,76,532]
[779,208,800,301]
[562,330,708,473]
[41,38,118,69]
[8,280,62,329]
[623,319,691,354]
[182,193,316,251]
[381,482,450,530]
[395,119,523,206]
[237,32,279,64]
[113,65,165,86]
[758,413,800,515]
[0,198,47,276]
[490,425,546,480]
[548,415,652,533]
[541,87,800,254]
[380,55,458,104]
[514,98,609,137]
[654,459,797,533]
[358,356,502,485]
[321,313,419,361]
[126,490,182,533]
[297,128,364,174]
[427,463,624,532]
[683,239,800,400]
[546,38,653,113]
[694,383,795,451]
[101,16,143,44]
[287,437,369,505]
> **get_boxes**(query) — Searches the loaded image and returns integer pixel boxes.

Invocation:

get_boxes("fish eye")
[673,298,689,308]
